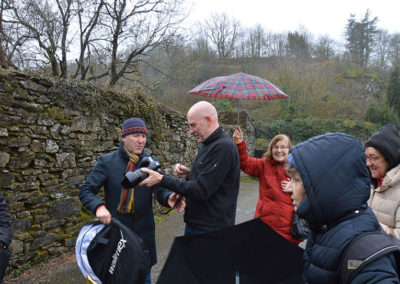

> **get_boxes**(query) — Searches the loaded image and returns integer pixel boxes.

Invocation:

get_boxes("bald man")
[141,101,240,235]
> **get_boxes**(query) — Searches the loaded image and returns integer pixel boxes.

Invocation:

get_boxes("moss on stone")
[47,107,66,120]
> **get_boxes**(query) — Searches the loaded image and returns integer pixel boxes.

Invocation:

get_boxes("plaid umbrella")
[188,72,288,100]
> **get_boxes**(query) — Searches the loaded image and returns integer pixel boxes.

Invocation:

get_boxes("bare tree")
[245,25,266,58]
[372,29,390,68]
[4,0,67,76]
[387,65,400,117]
[73,0,104,80]
[202,13,241,60]
[2,0,186,85]
[313,35,336,61]
[0,0,8,68]
[389,33,400,67]
[265,32,286,57]
[190,29,215,60]
[0,0,31,69]
[91,0,185,86]
[56,0,73,78]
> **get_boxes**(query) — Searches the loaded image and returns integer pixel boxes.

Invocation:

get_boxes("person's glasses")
[272,145,289,150]
[366,155,382,163]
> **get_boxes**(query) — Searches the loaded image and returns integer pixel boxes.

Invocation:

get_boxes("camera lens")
[121,170,148,188]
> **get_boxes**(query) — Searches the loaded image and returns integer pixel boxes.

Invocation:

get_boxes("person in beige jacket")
[366,124,400,238]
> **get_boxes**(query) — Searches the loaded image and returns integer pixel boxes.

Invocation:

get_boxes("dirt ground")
[4,251,81,284]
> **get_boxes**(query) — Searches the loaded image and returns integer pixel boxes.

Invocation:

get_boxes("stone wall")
[0,69,254,275]
[219,110,256,156]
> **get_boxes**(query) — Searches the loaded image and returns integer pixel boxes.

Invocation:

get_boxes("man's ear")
[204,115,212,125]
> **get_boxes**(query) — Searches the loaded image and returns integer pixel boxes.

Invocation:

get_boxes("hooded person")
[365,124,400,238]
[284,132,399,283]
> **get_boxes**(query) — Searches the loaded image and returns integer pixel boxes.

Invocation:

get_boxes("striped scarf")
[117,148,139,214]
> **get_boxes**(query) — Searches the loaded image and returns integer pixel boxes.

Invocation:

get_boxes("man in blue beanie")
[79,117,184,284]
[284,132,399,283]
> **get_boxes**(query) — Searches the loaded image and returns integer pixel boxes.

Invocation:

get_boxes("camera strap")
[160,195,184,215]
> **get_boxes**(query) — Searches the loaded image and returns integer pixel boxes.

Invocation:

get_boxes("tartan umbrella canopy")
[188,72,288,124]
[188,72,288,100]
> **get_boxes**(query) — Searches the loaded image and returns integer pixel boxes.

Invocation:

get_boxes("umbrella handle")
[237,99,240,126]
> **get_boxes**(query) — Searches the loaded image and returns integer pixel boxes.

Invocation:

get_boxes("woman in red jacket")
[233,126,301,243]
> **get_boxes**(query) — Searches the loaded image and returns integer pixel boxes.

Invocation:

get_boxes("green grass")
[240,175,258,183]
[154,214,164,224]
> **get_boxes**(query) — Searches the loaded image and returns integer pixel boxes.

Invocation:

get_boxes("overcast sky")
[184,0,400,42]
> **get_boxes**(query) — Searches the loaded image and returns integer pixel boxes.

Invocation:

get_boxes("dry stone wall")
[0,69,254,275]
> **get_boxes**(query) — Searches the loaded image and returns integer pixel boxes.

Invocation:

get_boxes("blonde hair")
[262,134,292,160]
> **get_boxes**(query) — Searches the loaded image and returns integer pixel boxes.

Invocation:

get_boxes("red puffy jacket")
[237,141,301,243]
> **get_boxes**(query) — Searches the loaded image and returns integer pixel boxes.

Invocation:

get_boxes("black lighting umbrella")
[76,218,151,284]
[156,218,304,284]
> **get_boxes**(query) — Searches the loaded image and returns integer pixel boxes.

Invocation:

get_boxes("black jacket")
[0,192,12,246]
[161,127,240,232]
[79,144,172,265]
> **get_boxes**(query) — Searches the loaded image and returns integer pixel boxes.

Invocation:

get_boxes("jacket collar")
[375,163,400,192]
[203,126,223,145]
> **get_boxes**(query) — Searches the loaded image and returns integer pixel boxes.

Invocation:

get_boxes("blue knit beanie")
[121,118,148,137]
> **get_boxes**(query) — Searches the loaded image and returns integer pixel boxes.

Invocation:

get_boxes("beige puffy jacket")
[368,163,400,239]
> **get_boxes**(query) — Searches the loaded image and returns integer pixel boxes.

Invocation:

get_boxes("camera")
[121,156,161,188]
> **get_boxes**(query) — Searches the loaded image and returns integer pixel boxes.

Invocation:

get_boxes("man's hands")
[139,168,163,187]
[174,163,189,179]
[96,166,187,225]
[140,164,188,213]
[140,163,189,186]
[167,192,186,213]
[96,205,111,225]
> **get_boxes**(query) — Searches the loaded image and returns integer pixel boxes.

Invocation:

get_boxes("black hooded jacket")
[290,133,399,283]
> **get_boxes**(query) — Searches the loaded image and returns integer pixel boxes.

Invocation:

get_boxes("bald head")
[187,101,219,142]
[188,101,218,122]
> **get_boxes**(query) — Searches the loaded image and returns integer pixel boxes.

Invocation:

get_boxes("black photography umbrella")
[76,218,151,284]
[157,218,304,284]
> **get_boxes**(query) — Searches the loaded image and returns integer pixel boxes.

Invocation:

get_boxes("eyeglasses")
[272,145,289,150]
[366,155,382,163]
